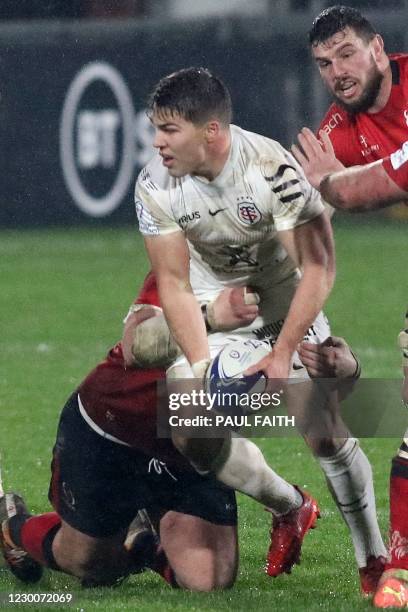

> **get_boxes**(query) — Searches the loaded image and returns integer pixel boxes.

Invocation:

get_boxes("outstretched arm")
[247,212,335,379]
[144,232,210,373]
[292,128,408,211]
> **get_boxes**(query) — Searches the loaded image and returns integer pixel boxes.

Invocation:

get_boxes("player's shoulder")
[389,52,408,71]
[232,125,297,176]
[389,53,408,89]
[136,153,171,195]
[233,124,287,158]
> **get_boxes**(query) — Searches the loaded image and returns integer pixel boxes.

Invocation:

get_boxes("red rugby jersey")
[77,273,190,468]
[318,54,408,166]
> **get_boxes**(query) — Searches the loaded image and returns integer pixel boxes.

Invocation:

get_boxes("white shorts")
[167,311,331,381]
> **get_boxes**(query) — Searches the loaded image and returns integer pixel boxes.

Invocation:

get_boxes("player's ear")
[371,34,385,62]
[205,120,221,143]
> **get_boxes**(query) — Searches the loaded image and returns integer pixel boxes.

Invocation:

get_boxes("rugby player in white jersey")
[135,67,387,590]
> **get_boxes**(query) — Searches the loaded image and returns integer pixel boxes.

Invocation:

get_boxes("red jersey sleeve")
[135,272,161,308]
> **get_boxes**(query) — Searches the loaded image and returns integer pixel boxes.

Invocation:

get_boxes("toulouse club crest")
[237,201,262,225]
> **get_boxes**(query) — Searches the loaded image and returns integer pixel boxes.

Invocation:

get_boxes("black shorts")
[49,394,237,537]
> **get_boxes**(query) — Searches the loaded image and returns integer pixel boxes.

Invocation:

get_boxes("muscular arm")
[247,212,335,378]
[320,161,408,211]
[144,232,210,368]
[274,212,335,367]
[292,127,408,211]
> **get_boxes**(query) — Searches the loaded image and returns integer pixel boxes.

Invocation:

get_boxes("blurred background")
[0,0,407,226]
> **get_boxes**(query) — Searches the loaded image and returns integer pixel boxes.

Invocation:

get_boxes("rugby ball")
[205,339,271,414]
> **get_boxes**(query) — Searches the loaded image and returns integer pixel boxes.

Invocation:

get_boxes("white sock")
[318,438,387,567]
[213,436,302,515]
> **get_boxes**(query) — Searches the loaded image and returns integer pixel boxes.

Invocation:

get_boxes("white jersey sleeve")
[258,143,325,232]
[135,158,181,236]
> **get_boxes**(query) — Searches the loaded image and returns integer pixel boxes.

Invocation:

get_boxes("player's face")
[151,110,208,178]
[312,28,384,114]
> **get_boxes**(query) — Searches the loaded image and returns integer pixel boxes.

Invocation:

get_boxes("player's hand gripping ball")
[205,339,271,417]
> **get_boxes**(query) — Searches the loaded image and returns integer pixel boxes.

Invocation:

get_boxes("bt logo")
[60,62,154,217]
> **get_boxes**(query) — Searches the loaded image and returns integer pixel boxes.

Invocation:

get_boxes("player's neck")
[193,129,231,182]
[368,63,392,114]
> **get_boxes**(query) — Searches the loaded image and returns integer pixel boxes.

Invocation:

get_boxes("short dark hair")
[309,5,377,47]
[147,67,232,126]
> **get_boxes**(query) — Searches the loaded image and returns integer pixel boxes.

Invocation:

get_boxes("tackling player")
[291,5,408,607]
[0,280,319,589]
[135,66,386,593]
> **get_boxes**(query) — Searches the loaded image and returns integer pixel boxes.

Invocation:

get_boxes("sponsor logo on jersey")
[237,202,262,225]
[320,111,343,137]
[404,110,408,127]
[359,133,380,158]
[390,140,408,170]
[178,211,201,227]
[208,207,228,216]
[136,199,160,235]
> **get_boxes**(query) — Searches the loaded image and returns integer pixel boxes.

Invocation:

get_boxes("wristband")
[191,359,211,378]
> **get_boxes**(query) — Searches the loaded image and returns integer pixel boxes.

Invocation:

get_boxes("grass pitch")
[0,218,406,611]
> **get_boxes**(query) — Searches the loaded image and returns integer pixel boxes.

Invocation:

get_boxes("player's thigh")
[49,393,154,538]
[160,511,238,591]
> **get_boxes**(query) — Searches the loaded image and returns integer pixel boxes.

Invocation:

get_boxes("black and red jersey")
[77,272,191,468]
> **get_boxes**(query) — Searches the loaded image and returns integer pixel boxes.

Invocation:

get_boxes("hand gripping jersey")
[77,273,192,468]
[319,54,408,169]
[136,125,325,329]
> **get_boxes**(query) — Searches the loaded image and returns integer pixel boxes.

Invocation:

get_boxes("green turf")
[0,219,406,610]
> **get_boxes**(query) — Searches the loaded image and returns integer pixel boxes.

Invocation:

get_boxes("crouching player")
[0,277,318,590]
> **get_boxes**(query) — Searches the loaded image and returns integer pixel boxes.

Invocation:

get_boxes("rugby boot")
[359,555,386,597]
[124,509,159,572]
[373,568,408,608]
[0,492,43,583]
[125,509,178,587]
[265,486,320,577]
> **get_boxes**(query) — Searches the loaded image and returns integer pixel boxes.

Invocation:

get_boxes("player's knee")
[177,559,236,592]
[160,513,237,591]
[53,532,125,585]
[171,432,223,472]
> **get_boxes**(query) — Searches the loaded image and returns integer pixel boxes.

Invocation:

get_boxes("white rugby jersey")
[135,125,326,330]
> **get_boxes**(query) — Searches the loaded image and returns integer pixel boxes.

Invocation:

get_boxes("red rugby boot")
[359,555,386,597]
[265,486,320,577]
[373,569,408,608]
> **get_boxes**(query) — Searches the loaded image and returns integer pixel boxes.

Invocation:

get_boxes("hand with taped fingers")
[291,128,345,191]
[298,336,360,379]
[122,285,260,368]
[207,286,260,331]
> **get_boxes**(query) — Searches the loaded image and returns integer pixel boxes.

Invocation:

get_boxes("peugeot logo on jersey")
[237,201,262,225]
